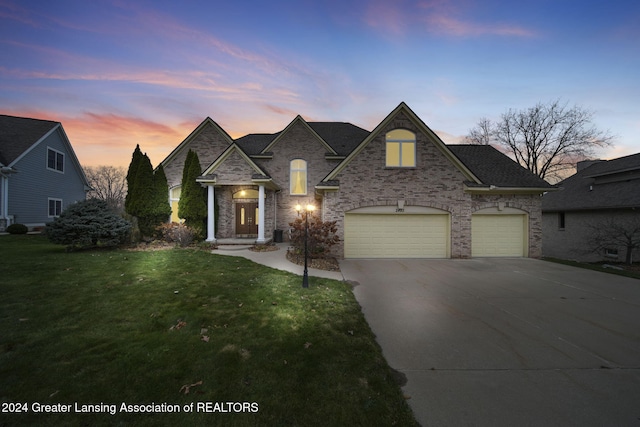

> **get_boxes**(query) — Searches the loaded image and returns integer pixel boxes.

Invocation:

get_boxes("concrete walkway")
[212,242,344,281]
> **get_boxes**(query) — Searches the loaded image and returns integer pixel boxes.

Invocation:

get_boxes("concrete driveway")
[339,258,640,426]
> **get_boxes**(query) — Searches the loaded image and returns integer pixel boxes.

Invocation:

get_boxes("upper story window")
[47,147,64,173]
[290,159,307,195]
[386,129,416,167]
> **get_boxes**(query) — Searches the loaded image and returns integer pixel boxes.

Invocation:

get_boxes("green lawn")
[0,235,417,426]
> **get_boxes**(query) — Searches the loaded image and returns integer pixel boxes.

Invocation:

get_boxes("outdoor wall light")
[295,203,315,288]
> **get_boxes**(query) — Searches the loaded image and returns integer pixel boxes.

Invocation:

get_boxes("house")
[0,115,90,231]
[160,102,554,258]
[542,153,640,263]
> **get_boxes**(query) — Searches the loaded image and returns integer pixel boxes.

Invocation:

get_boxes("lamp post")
[295,203,315,288]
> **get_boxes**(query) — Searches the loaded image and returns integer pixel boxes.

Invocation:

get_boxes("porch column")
[206,185,216,243]
[256,184,266,243]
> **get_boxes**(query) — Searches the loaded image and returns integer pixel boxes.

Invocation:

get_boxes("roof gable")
[0,115,59,166]
[0,115,89,187]
[260,115,338,155]
[324,102,479,183]
[201,143,267,177]
[159,117,233,169]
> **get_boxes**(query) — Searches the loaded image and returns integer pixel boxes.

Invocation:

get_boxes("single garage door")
[472,214,526,257]
[345,213,448,258]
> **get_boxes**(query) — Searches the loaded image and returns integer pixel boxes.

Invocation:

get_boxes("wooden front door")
[235,203,258,235]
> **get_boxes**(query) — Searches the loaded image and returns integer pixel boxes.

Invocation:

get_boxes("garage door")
[344,214,448,258]
[472,214,526,257]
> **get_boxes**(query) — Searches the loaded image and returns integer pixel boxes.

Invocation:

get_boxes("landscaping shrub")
[6,223,28,234]
[45,199,131,250]
[289,213,339,258]
[155,222,196,247]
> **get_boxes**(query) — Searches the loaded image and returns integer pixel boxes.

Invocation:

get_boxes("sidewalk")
[213,242,345,281]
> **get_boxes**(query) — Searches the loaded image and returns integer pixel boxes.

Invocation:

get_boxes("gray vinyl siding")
[8,128,86,226]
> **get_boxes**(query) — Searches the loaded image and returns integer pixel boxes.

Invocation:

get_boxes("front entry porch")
[195,180,280,245]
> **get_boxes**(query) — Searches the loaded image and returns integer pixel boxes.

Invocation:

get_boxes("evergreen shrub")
[46,199,132,250]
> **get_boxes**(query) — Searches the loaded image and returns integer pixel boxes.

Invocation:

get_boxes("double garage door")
[344,212,526,258]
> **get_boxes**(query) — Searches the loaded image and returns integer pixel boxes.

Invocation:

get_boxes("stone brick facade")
[324,112,543,258]
[162,120,231,190]
[159,105,547,258]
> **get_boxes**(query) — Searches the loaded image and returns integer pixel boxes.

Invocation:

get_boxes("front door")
[236,203,258,235]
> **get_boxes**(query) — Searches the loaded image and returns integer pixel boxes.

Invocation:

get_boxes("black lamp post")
[295,203,315,288]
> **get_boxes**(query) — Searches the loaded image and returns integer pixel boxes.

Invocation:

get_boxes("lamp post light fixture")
[295,203,315,288]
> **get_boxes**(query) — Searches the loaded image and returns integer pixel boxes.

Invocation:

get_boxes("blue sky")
[1,0,638,168]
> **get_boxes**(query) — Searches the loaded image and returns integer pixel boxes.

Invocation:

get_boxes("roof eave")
[464,184,558,194]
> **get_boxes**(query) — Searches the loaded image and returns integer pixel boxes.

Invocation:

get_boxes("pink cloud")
[362,0,536,38]
[425,14,536,37]
[0,108,192,167]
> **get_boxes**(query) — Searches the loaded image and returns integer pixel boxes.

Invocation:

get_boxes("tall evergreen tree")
[124,144,144,214]
[130,152,155,235]
[178,150,206,237]
[150,164,171,227]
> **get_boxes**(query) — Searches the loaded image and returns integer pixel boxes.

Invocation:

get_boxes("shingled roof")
[234,122,369,157]
[235,133,280,155]
[542,152,640,211]
[448,145,555,189]
[0,115,59,166]
[307,122,370,156]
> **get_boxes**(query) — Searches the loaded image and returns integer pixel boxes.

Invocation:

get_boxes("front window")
[48,198,62,217]
[170,186,181,223]
[386,129,416,167]
[290,159,307,195]
[47,148,64,172]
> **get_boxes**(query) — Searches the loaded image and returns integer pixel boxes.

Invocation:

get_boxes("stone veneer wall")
[162,122,231,190]
[252,120,341,235]
[323,112,544,258]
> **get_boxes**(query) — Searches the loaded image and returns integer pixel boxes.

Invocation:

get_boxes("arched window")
[290,159,307,195]
[386,129,416,167]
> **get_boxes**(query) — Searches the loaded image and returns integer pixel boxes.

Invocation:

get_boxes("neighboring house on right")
[542,153,640,263]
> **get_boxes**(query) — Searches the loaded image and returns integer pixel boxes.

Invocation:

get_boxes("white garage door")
[472,214,526,257]
[344,214,448,258]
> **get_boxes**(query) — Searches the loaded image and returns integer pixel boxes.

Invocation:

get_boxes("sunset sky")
[1,0,639,169]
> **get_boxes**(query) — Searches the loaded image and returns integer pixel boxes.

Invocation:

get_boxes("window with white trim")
[386,129,416,167]
[47,148,64,172]
[290,159,307,195]
[48,198,62,217]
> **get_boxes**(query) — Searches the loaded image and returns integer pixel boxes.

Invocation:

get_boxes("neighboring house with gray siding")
[542,153,640,263]
[0,115,89,231]
[160,102,555,259]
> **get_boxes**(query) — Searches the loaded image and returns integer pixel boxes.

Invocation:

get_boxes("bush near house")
[45,199,131,250]
[289,214,339,258]
[155,222,197,247]
[6,223,28,234]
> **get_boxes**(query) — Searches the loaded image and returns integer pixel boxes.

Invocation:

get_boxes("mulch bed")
[285,249,341,272]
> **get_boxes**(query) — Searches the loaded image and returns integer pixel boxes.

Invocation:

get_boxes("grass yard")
[0,235,417,426]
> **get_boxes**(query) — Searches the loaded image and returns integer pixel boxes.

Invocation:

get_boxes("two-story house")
[0,115,89,231]
[160,102,554,258]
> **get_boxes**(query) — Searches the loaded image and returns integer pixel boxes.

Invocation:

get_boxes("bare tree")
[586,217,640,264]
[465,117,493,145]
[85,165,127,213]
[466,99,614,182]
